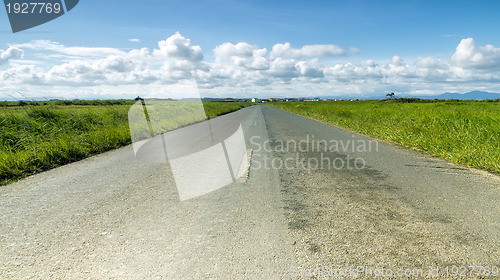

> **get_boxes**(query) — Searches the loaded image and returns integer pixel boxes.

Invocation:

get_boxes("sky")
[1,0,500,100]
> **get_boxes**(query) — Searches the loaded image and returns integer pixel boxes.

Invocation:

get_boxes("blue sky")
[1,0,500,99]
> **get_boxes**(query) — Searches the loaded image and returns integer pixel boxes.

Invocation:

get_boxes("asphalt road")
[1,105,499,279]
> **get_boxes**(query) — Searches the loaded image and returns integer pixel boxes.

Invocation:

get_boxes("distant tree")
[386,92,395,99]
[134,96,143,101]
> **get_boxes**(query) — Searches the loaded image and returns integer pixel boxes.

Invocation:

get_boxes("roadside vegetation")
[0,100,250,185]
[268,99,500,174]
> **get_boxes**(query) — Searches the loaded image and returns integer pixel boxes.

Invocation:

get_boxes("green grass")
[0,101,250,185]
[268,100,500,174]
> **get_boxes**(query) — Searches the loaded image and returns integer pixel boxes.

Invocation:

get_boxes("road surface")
[1,105,499,279]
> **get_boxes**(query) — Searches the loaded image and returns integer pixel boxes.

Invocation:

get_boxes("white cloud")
[415,56,447,69]
[1,64,44,84]
[153,32,203,61]
[213,42,269,71]
[296,59,324,78]
[451,38,500,70]
[45,55,138,85]
[324,61,382,82]
[0,46,23,65]
[128,39,141,43]
[13,40,125,57]
[152,32,208,80]
[3,34,500,100]
[214,42,255,57]
[268,58,299,79]
[270,42,346,58]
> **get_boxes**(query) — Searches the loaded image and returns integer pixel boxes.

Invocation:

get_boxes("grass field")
[268,99,500,174]
[0,100,250,185]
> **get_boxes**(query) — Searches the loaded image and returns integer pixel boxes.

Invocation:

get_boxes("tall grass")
[0,101,250,185]
[269,100,500,174]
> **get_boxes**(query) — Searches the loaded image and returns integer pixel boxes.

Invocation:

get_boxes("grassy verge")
[268,100,500,174]
[0,101,250,185]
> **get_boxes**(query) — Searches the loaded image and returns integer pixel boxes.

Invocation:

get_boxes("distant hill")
[417,91,500,100]
[320,91,500,101]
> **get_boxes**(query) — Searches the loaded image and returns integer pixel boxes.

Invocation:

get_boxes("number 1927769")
[5,2,62,14]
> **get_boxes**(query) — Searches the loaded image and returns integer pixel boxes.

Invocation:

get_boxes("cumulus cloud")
[12,40,125,57]
[3,34,500,99]
[270,42,346,58]
[0,46,23,65]
[153,32,203,61]
[13,33,209,86]
[152,32,208,79]
[451,38,500,70]
[1,64,43,84]
[324,60,382,82]
[268,58,299,79]
[213,42,269,71]
[415,56,447,69]
[45,55,139,85]
[324,55,455,85]
[296,59,324,78]
[214,42,255,57]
